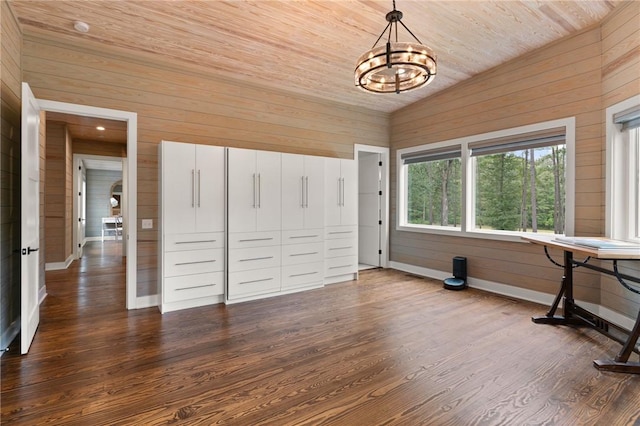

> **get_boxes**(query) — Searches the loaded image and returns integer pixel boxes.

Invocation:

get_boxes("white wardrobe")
[227,148,282,301]
[324,158,359,283]
[158,141,225,313]
[159,144,358,310]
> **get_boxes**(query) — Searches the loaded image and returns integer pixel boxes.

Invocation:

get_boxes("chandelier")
[355,0,437,94]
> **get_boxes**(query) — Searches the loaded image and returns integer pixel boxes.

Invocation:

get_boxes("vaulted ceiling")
[10,0,621,113]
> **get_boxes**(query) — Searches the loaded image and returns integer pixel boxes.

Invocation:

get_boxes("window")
[397,118,575,240]
[607,96,640,243]
[402,146,461,228]
[470,128,566,234]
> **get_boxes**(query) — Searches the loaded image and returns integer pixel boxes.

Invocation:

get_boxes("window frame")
[397,117,576,242]
[606,95,640,243]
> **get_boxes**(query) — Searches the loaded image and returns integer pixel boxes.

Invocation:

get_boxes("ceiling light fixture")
[96,126,105,131]
[355,0,436,94]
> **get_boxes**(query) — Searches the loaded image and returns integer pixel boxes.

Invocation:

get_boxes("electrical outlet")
[142,219,153,229]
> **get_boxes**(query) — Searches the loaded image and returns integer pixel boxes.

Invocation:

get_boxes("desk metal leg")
[532,250,584,326]
[593,307,640,374]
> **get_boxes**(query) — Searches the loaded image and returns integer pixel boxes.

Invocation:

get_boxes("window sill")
[397,224,559,243]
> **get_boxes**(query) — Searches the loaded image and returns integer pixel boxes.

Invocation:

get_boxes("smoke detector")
[73,21,90,33]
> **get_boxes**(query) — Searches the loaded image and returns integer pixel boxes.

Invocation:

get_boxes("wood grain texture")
[389,5,640,319]
[0,0,23,349]
[8,0,622,113]
[44,121,69,263]
[21,29,389,297]
[2,247,639,425]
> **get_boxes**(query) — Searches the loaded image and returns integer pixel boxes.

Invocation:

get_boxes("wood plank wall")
[20,30,389,297]
[599,2,640,319]
[390,2,640,318]
[44,121,69,263]
[0,1,22,348]
[390,25,605,305]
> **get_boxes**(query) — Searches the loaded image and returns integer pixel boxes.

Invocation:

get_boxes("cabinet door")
[324,157,342,227]
[281,153,304,231]
[162,141,196,234]
[195,145,225,233]
[228,148,257,233]
[303,155,325,229]
[256,150,281,231]
[340,159,358,226]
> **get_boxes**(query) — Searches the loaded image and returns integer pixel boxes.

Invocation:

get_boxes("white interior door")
[78,164,86,258]
[358,153,381,267]
[21,82,41,354]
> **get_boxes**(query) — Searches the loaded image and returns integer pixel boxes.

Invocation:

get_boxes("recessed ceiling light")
[96,126,105,131]
[73,21,90,33]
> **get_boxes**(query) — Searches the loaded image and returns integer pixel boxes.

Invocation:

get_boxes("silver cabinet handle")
[305,176,309,208]
[191,169,195,207]
[257,173,261,208]
[239,277,273,285]
[329,264,352,269]
[301,176,305,207]
[176,284,216,291]
[289,235,318,239]
[239,256,273,262]
[197,169,201,207]
[329,246,352,250]
[341,177,345,206]
[175,259,216,266]
[328,231,353,235]
[290,252,319,256]
[238,237,273,242]
[252,173,256,208]
[289,272,318,278]
[175,240,216,244]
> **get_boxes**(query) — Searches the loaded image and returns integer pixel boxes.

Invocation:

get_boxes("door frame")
[37,99,138,309]
[72,154,125,256]
[354,144,390,268]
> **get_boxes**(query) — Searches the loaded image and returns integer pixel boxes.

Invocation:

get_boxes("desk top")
[523,235,640,260]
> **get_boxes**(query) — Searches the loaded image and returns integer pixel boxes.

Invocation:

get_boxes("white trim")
[354,144,390,268]
[136,294,160,310]
[38,285,47,304]
[606,94,640,242]
[396,117,576,239]
[389,261,636,331]
[36,99,138,310]
[1,318,21,353]
[45,254,74,271]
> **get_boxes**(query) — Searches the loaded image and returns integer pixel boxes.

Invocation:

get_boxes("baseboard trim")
[1,318,21,354]
[389,261,636,331]
[136,294,159,309]
[39,285,48,304]
[45,254,75,271]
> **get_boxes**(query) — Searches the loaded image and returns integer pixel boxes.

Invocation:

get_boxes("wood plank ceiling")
[10,0,621,113]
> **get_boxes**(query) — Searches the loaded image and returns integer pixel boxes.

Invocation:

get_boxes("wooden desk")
[523,235,640,374]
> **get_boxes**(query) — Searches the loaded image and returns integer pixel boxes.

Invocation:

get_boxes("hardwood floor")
[2,242,639,425]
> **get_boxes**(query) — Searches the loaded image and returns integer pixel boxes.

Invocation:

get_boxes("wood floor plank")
[2,241,639,425]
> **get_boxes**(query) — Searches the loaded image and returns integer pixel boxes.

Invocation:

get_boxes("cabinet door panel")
[340,159,358,226]
[281,153,304,231]
[324,157,342,227]
[256,150,281,231]
[304,155,325,229]
[162,141,195,234]
[228,148,257,233]
[195,145,225,233]
[164,272,224,303]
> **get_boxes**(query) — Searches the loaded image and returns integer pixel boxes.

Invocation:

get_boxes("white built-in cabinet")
[227,148,282,301]
[159,141,225,313]
[324,158,358,283]
[281,154,325,291]
[159,145,360,309]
